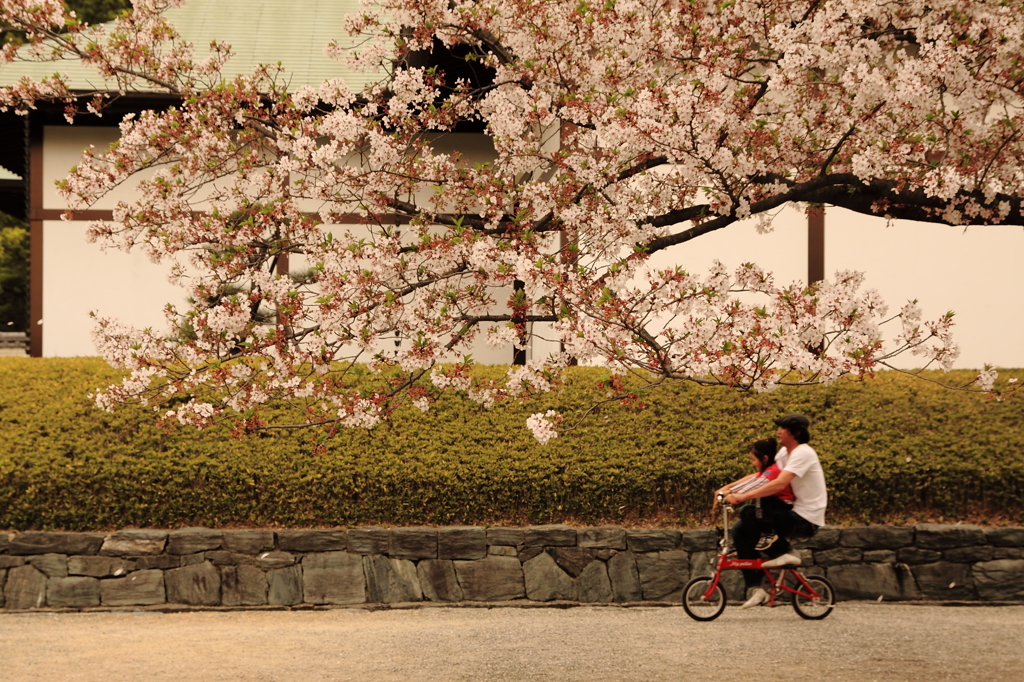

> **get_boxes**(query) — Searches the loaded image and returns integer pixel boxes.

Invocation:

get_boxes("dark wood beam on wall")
[28,116,43,358]
[808,204,825,284]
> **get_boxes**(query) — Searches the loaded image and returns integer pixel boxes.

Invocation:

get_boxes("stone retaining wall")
[2,524,1023,610]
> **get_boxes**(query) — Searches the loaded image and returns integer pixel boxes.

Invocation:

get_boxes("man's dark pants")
[731,497,817,588]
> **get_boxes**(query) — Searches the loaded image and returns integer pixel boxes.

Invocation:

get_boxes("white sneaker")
[762,553,801,568]
[740,587,768,609]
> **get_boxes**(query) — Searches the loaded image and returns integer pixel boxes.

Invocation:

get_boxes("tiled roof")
[0,0,386,92]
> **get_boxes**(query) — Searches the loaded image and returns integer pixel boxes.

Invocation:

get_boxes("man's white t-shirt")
[775,443,827,527]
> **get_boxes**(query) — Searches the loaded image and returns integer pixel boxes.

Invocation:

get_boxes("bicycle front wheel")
[792,575,835,620]
[682,576,726,621]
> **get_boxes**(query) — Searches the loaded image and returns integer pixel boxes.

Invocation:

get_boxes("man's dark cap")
[774,413,810,430]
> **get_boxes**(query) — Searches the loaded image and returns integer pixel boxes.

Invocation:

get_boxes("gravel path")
[2,603,1021,681]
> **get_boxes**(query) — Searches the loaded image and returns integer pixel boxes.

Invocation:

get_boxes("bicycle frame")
[705,496,825,606]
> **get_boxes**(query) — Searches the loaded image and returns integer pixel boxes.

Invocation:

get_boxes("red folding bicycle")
[681,495,836,621]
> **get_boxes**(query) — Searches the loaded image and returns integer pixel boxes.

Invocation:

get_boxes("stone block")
[204,551,255,566]
[221,530,275,554]
[523,551,577,601]
[682,529,719,552]
[277,529,347,553]
[862,550,897,563]
[27,553,67,578]
[267,565,303,605]
[792,526,840,550]
[100,569,165,606]
[814,547,862,567]
[898,547,942,565]
[388,558,423,602]
[518,547,544,564]
[577,527,626,550]
[166,561,221,605]
[578,560,613,603]
[255,551,296,570]
[984,527,1024,547]
[221,564,268,606]
[47,576,100,608]
[606,551,642,602]
[303,552,365,604]
[943,546,995,563]
[454,556,526,601]
[595,549,615,561]
[348,527,389,555]
[840,526,915,550]
[827,563,921,601]
[625,529,681,553]
[488,546,517,557]
[438,527,487,560]
[180,553,206,566]
[992,547,1024,560]
[486,527,525,547]
[133,555,179,570]
[167,528,223,555]
[915,524,985,550]
[4,565,48,609]
[0,568,5,608]
[68,556,134,578]
[911,562,975,600]
[972,560,1024,601]
[547,547,596,578]
[10,532,104,556]
[524,525,576,548]
[635,550,689,601]
[390,527,438,559]
[0,556,26,569]
[0,531,9,553]
[687,552,715,577]
[418,560,463,602]
[363,555,390,603]
[795,548,815,565]
[100,530,167,557]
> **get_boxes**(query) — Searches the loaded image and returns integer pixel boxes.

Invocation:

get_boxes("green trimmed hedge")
[1,358,1022,530]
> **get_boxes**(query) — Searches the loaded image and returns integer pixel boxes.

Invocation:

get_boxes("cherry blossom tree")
[2,0,1020,441]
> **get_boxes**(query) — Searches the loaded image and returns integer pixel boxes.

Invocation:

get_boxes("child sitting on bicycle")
[715,437,795,551]
[718,437,794,506]
[714,437,798,608]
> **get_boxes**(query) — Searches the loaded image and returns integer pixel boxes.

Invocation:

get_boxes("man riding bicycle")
[719,413,828,609]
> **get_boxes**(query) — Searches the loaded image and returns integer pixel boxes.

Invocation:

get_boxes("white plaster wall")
[44,127,125,211]
[825,208,1024,370]
[41,221,183,357]
[646,204,1024,370]
[41,126,185,357]
[40,125,1024,368]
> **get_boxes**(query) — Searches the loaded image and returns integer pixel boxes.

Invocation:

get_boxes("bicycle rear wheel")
[682,576,726,621]
[792,574,835,620]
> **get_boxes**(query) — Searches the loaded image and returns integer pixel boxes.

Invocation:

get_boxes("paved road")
[2,603,1021,681]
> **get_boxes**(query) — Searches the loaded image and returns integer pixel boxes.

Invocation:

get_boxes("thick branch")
[641,173,1024,259]
[461,314,559,323]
